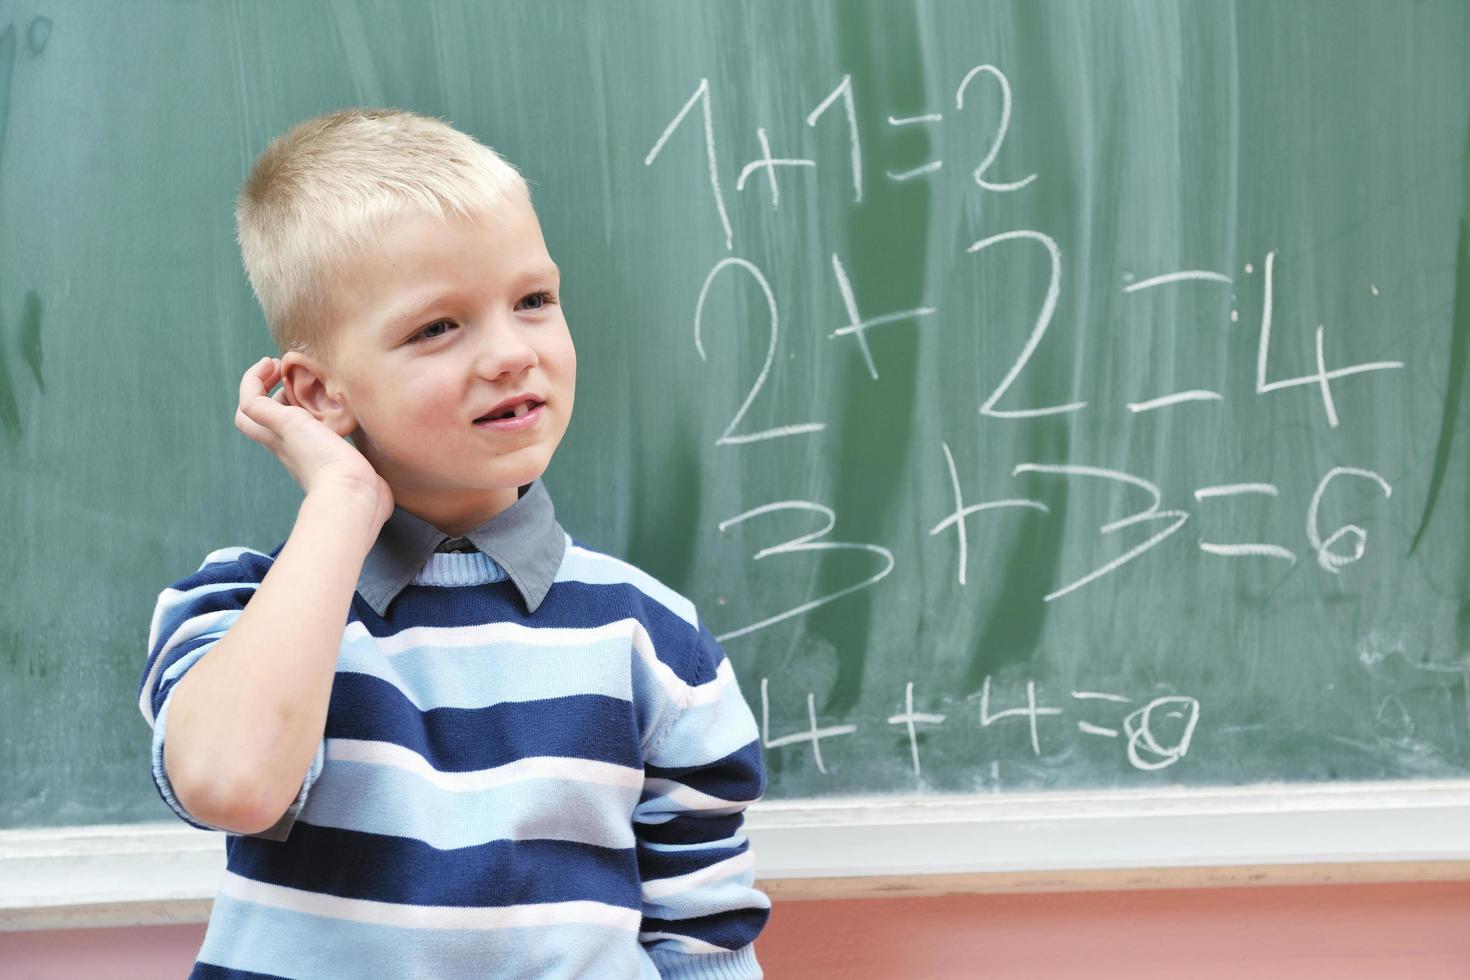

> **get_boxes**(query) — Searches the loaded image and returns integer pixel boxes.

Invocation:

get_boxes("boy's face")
[285,195,576,536]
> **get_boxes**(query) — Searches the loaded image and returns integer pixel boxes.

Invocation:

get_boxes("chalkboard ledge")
[4,780,1470,930]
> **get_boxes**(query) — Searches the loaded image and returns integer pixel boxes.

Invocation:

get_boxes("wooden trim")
[760,861,1470,901]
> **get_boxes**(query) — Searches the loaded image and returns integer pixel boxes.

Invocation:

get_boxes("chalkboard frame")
[4,781,1470,929]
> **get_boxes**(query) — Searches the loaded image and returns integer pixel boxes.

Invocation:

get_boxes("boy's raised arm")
[147,356,393,835]
[161,487,379,834]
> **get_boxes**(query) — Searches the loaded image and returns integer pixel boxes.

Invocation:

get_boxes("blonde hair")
[234,107,531,361]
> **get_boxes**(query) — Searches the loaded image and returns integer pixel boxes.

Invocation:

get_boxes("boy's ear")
[280,351,358,437]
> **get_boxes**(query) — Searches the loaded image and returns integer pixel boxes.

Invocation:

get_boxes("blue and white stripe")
[139,535,768,979]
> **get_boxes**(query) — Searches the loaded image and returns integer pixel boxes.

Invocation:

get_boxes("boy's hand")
[235,357,394,530]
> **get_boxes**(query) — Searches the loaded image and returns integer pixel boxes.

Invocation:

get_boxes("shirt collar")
[356,478,567,618]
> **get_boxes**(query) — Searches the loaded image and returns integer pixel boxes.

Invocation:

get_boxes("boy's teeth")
[493,401,535,420]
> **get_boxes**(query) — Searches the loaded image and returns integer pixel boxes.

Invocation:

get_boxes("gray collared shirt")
[355,478,568,617]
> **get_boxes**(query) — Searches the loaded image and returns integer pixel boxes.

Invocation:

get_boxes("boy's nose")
[472,319,538,379]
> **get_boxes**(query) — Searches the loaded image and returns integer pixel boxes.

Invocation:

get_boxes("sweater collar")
[356,478,567,617]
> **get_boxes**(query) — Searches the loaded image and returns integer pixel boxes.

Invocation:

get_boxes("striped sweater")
[136,480,770,978]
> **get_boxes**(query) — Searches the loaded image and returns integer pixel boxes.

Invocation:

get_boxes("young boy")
[136,107,770,979]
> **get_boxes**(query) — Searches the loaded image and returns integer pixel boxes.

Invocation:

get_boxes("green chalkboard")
[2,0,1468,831]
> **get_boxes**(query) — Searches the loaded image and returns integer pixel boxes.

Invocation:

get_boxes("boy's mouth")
[475,398,543,422]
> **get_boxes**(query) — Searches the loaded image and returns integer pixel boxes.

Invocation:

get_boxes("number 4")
[1255,250,1403,427]
[979,676,1062,756]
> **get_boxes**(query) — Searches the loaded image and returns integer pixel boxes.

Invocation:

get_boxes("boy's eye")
[410,319,456,343]
[408,292,554,343]
[518,289,555,311]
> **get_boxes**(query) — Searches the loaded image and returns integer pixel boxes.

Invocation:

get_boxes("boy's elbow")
[165,740,280,835]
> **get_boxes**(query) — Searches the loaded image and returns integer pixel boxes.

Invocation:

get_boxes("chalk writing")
[761,677,1200,775]
[645,61,1411,784]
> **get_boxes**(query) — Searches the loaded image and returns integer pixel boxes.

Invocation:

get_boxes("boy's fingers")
[239,387,293,432]
[236,359,304,451]
[234,407,274,445]
[239,358,271,402]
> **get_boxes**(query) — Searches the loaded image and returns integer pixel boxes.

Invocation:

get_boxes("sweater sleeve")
[633,616,770,979]
[136,546,325,842]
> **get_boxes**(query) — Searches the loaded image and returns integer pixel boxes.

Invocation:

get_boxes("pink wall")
[4,881,1469,978]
